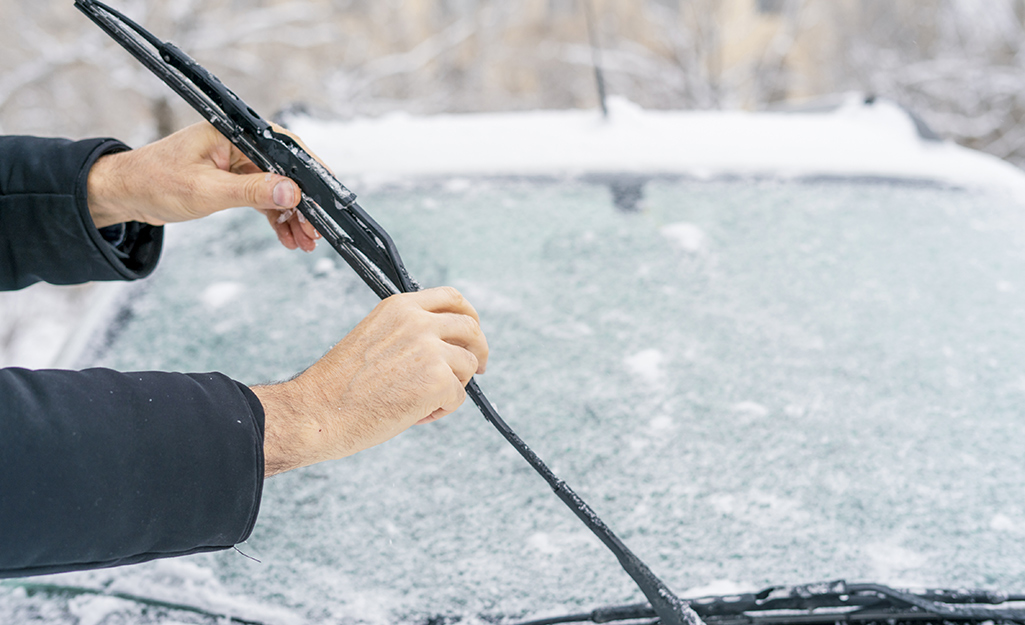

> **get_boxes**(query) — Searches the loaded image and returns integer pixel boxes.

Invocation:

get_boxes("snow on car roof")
[289,94,1025,198]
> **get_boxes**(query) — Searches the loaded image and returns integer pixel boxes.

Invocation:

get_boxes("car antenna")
[581,0,609,118]
[73,2,701,624]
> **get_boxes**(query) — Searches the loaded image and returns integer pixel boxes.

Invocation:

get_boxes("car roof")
[288,93,1025,199]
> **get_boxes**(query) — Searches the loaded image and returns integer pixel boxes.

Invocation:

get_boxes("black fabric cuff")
[74,140,163,280]
[0,369,265,578]
[0,136,163,290]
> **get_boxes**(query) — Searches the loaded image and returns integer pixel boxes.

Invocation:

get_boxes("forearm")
[252,383,314,478]
[0,368,263,578]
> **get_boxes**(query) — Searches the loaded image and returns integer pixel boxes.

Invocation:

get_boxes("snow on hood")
[289,94,1025,199]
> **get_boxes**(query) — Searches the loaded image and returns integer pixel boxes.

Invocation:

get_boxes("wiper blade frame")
[514,581,1025,625]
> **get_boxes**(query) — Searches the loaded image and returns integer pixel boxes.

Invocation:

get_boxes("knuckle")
[377,293,412,318]
[243,176,265,206]
[452,383,467,405]
[463,314,482,338]
[425,360,452,387]
[462,351,479,380]
[377,293,400,310]
[391,291,420,311]
[437,286,464,305]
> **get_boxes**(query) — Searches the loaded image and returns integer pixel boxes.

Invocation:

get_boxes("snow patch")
[684,579,751,598]
[313,257,336,276]
[526,532,561,555]
[628,437,649,451]
[866,541,928,579]
[625,348,665,384]
[41,559,304,625]
[649,415,676,432]
[991,513,1016,532]
[783,404,806,418]
[450,280,521,313]
[541,321,594,339]
[710,494,736,516]
[525,531,593,556]
[444,177,473,192]
[68,595,137,625]
[732,401,770,418]
[0,282,125,369]
[200,281,244,310]
[661,222,708,253]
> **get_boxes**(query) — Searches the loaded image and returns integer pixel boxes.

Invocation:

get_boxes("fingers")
[441,340,481,385]
[405,340,479,427]
[417,361,470,425]
[258,207,320,252]
[108,121,336,231]
[367,287,488,420]
[287,213,319,251]
[409,286,482,322]
[260,209,298,250]
[199,122,324,251]
[385,288,488,373]
[267,285,490,466]
[209,169,298,211]
[418,383,467,424]
[435,312,488,374]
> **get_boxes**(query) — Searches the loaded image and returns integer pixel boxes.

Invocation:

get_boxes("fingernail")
[273,180,295,207]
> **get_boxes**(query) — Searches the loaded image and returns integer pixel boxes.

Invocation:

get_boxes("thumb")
[209,170,300,211]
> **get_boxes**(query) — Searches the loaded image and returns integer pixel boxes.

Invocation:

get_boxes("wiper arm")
[74,0,412,299]
[515,580,1025,625]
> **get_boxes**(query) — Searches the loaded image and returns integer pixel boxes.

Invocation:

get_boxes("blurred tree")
[3,0,1025,166]
[834,0,1025,166]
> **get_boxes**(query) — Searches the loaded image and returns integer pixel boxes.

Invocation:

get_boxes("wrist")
[252,382,314,477]
[86,151,136,229]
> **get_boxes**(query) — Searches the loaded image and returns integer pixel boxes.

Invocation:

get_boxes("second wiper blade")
[515,580,1025,625]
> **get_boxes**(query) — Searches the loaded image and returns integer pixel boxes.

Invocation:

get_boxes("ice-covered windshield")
[4,176,1025,624]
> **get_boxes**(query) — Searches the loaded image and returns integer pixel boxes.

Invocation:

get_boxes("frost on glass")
[5,178,1025,624]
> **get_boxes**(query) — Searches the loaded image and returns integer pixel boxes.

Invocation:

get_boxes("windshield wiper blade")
[74,3,702,624]
[74,0,413,299]
[514,580,1025,625]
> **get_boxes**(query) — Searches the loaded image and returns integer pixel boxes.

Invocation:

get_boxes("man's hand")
[253,287,490,477]
[87,122,321,251]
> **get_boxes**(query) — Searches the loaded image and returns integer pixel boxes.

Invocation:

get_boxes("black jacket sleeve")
[0,135,162,290]
[0,137,266,578]
[0,368,265,578]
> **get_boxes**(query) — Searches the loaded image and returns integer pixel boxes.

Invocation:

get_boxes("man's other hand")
[86,121,321,251]
[253,287,490,477]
